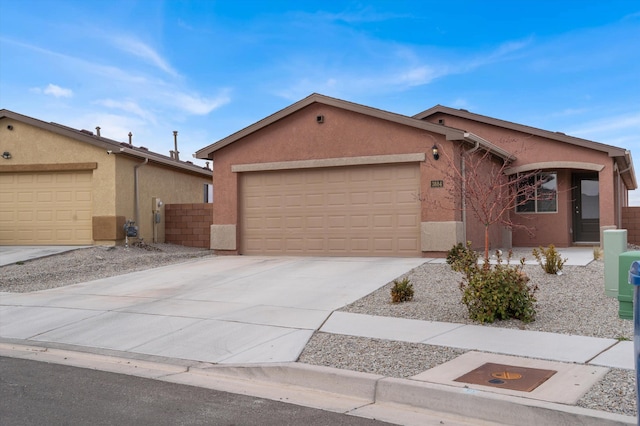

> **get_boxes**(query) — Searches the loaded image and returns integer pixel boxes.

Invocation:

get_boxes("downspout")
[461,139,481,243]
[134,158,148,238]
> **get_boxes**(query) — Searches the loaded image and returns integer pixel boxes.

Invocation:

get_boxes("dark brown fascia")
[414,105,637,189]
[0,109,212,178]
[414,105,627,157]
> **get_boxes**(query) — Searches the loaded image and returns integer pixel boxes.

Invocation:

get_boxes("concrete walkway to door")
[0,256,426,364]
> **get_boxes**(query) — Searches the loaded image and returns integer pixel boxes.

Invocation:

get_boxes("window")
[204,184,213,203]
[515,172,557,213]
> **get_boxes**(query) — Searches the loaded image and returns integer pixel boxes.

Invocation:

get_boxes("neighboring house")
[0,109,212,246]
[195,93,636,257]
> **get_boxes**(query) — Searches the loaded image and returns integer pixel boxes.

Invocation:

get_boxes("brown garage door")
[240,163,421,256]
[0,171,93,245]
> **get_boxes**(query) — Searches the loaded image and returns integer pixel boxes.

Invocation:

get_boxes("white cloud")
[552,108,589,118]
[111,36,179,77]
[396,65,442,86]
[451,98,470,109]
[466,37,533,70]
[31,83,74,98]
[172,91,231,115]
[570,113,640,139]
[94,99,156,124]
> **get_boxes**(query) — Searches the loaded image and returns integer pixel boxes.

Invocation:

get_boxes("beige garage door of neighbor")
[0,171,93,245]
[240,163,421,256]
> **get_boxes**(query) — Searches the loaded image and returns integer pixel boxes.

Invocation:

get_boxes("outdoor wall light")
[432,145,440,160]
[2,151,11,159]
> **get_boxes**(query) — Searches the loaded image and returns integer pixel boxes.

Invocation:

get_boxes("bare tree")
[430,143,548,260]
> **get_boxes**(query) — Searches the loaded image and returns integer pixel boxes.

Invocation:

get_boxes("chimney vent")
[173,131,179,161]
[96,126,101,138]
[128,132,133,145]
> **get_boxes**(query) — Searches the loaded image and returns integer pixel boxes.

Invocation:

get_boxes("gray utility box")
[604,229,627,298]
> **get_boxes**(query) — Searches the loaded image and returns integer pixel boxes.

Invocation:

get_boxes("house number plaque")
[431,180,444,188]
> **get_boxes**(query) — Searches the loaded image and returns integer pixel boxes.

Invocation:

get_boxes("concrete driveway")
[0,246,89,266]
[0,256,426,364]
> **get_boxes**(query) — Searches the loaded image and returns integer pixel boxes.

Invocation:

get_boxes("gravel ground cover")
[0,245,636,416]
[299,250,636,417]
[0,243,214,293]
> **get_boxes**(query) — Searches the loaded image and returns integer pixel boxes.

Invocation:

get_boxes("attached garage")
[0,171,93,245]
[196,93,514,257]
[240,163,421,256]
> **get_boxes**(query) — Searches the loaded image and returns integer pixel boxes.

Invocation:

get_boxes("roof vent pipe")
[128,132,133,145]
[173,131,179,161]
[95,126,101,138]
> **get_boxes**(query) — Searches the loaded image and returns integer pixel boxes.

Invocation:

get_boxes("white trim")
[231,153,426,173]
[505,161,604,175]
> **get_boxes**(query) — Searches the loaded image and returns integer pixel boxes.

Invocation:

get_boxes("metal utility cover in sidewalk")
[454,362,557,392]
[411,351,608,405]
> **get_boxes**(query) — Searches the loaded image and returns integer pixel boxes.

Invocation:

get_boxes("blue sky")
[1,1,639,200]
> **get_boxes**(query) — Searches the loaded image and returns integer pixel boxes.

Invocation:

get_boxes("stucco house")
[195,93,636,257]
[0,109,212,246]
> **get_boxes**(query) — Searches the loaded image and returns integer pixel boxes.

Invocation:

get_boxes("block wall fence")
[165,205,640,250]
[622,207,640,246]
[165,203,213,248]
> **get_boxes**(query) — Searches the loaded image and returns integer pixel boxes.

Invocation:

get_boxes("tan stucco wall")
[0,118,117,219]
[210,103,457,246]
[1,117,210,245]
[115,155,211,243]
[1,117,117,246]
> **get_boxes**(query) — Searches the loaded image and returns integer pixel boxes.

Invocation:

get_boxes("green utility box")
[618,251,640,319]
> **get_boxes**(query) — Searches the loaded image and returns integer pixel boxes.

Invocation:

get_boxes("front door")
[572,173,600,242]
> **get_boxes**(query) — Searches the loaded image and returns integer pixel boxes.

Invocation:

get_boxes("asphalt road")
[0,357,395,426]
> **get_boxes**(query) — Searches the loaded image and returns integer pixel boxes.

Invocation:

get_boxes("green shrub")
[446,242,479,278]
[391,277,414,303]
[532,244,567,274]
[459,251,537,323]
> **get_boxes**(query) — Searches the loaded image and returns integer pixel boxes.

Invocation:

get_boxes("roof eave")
[461,132,517,162]
[1,109,211,177]
[118,147,212,177]
[195,93,466,159]
[414,105,628,157]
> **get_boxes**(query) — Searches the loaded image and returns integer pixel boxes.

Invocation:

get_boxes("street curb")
[0,342,634,425]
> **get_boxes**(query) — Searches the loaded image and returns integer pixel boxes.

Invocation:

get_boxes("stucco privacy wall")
[209,102,461,254]
[622,207,640,245]
[114,156,211,244]
[423,112,618,247]
[165,203,212,248]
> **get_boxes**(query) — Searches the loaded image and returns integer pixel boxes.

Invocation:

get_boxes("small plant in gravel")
[446,242,479,278]
[593,246,603,261]
[457,250,538,324]
[532,244,567,274]
[390,277,414,303]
